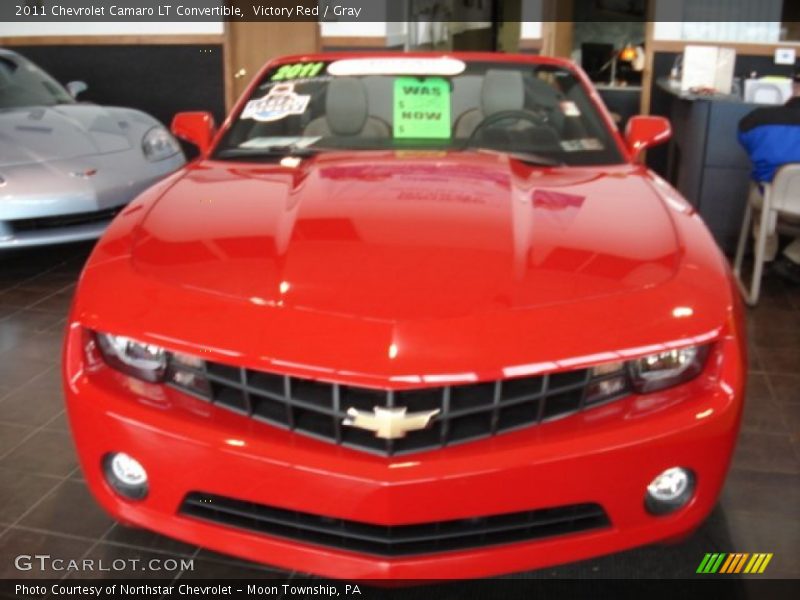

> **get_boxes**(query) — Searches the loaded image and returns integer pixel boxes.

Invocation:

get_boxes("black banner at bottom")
[2,579,800,600]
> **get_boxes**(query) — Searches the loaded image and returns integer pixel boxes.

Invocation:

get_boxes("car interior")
[235,67,607,157]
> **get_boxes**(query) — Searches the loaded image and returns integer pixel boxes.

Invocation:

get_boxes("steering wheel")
[465,109,550,148]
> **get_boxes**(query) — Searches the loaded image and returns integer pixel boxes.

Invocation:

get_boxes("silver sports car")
[0,48,185,248]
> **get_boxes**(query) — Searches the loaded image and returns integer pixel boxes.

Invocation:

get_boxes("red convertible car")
[63,53,746,579]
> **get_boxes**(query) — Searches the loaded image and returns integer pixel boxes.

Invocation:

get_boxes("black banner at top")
[5,1,406,23]
[2,0,799,23]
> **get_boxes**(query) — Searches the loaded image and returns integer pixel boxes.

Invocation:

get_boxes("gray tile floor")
[0,242,798,582]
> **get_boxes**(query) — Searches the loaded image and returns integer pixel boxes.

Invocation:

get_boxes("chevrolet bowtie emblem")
[343,406,440,440]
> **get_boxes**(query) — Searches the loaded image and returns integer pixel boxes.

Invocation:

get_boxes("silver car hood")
[0,104,153,168]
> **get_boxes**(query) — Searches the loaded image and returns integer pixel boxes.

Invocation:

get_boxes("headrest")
[528,76,561,108]
[326,77,368,136]
[481,70,525,116]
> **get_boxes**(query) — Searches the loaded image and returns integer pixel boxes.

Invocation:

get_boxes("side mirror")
[170,112,216,155]
[66,81,88,99]
[624,116,672,160]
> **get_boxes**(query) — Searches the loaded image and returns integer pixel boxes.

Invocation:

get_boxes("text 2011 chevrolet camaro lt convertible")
[63,53,746,579]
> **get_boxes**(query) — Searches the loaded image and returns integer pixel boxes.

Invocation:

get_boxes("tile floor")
[0,242,798,584]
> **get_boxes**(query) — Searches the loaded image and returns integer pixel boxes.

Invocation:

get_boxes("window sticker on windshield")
[328,58,466,77]
[560,101,581,117]
[271,62,325,81]
[393,77,451,139]
[560,138,604,152]
[239,136,321,149]
[241,84,310,122]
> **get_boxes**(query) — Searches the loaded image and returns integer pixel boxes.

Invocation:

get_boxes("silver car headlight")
[142,126,181,162]
[629,345,710,393]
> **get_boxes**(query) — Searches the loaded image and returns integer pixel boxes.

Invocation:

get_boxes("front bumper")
[0,214,117,249]
[63,326,744,579]
[0,154,184,249]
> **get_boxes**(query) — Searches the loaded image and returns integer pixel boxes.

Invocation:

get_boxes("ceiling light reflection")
[672,306,693,318]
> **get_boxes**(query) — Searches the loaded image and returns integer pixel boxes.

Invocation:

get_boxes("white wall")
[319,21,388,38]
[319,20,544,46]
[0,21,223,36]
[0,20,393,42]
[520,22,542,40]
[1,13,543,48]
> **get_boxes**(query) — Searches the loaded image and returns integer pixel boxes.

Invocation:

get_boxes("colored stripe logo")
[697,553,773,574]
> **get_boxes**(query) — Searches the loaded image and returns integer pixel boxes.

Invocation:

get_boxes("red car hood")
[78,150,730,384]
[131,152,680,320]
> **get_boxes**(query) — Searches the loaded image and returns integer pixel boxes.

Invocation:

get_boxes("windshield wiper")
[471,147,564,167]
[215,144,331,160]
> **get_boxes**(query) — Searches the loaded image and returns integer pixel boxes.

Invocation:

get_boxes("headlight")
[629,345,710,393]
[142,126,180,162]
[95,332,167,382]
[587,344,710,404]
[93,331,210,393]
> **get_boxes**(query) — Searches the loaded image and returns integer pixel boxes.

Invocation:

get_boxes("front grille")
[168,357,630,456]
[10,207,122,233]
[180,492,610,557]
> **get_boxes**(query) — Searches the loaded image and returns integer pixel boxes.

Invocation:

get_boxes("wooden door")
[541,0,574,60]
[224,22,320,110]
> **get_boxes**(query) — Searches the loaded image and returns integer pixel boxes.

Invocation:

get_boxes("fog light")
[103,452,148,500]
[645,467,695,515]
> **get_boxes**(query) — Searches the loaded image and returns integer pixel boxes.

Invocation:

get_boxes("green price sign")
[393,77,451,139]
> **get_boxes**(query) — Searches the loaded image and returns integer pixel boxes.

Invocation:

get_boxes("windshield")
[215,58,623,166]
[0,54,74,109]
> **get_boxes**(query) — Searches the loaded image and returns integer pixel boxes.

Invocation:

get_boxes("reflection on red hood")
[131,151,680,321]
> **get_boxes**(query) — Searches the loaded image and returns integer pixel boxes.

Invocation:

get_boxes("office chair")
[744,82,785,105]
[733,163,800,305]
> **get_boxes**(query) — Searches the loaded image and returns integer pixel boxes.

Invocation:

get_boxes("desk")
[657,79,758,253]
[596,84,642,132]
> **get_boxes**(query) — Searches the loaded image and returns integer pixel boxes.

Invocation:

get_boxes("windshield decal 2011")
[241,84,311,122]
[271,62,325,81]
[393,77,451,139]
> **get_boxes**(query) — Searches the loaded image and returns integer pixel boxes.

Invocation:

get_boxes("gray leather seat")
[304,77,390,139]
[453,70,564,140]
[453,70,527,139]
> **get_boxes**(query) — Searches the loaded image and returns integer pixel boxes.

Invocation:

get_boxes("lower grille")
[10,207,122,233]
[180,492,610,557]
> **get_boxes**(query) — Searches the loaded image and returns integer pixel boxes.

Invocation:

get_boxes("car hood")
[0,104,141,167]
[131,152,681,322]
